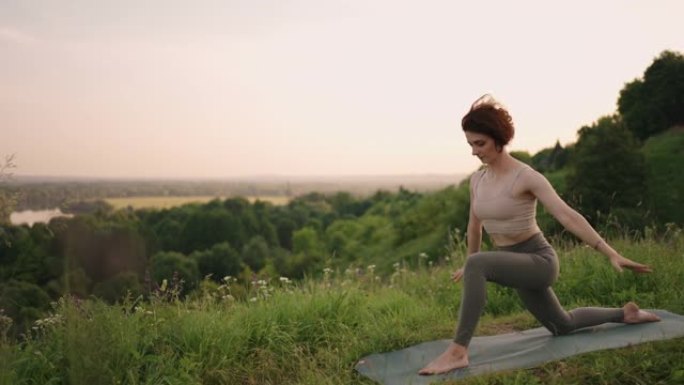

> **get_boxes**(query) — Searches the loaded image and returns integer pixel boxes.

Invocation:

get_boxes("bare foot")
[623,302,661,324]
[418,342,469,375]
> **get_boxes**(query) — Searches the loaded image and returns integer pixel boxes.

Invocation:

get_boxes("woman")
[419,95,660,375]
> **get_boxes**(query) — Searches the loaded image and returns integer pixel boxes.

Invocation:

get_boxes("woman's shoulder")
[516,164,553,191]
[468,167,487,193]
[511,160,539,177]
[469,167,487,183]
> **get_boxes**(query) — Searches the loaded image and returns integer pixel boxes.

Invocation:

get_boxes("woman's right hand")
[608,253,653,273]
[451,268,464,283]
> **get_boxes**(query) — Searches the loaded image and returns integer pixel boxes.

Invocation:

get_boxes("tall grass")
[1,232,683,385]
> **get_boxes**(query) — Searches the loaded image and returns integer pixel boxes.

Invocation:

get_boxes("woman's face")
[465,131,499,164]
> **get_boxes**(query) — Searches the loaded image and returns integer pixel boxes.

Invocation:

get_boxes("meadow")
[1,231,683,385]
[104,195,291,210]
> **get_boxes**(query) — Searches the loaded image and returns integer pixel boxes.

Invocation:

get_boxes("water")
[9,208,73,226]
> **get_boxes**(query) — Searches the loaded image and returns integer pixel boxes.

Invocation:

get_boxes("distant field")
[104,195,290,210]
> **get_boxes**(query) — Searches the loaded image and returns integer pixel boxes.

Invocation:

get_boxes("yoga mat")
[355,310,684,385]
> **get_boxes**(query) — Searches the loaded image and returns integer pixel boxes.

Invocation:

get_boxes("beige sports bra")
[472,166,538,234]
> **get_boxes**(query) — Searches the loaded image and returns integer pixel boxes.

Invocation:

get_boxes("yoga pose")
[419,95,660,375]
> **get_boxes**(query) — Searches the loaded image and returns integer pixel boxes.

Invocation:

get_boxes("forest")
[1,49,683,337]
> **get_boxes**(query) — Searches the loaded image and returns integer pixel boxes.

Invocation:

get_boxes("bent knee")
[464,252,491,271]
[546,321,574,336]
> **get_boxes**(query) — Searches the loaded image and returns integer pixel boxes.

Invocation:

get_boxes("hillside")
[1,236,682,384]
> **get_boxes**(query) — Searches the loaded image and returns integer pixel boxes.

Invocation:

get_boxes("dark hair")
[461,94,515,148]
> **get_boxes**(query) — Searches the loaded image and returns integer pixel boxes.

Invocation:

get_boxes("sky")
[1,1,683,180]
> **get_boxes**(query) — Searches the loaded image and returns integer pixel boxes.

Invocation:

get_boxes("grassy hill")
[1,234,683,385]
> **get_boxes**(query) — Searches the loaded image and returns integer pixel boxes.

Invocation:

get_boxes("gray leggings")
[454,232,624,347]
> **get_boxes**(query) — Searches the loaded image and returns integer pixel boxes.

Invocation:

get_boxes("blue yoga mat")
[355,310,684,385]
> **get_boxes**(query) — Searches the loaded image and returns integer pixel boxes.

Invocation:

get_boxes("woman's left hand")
[609,254,653,273]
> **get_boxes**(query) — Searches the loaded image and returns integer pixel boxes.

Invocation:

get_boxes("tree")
[531,141,570,173]
[92,271,142,303]
[191,242,242,280]
[0,154,17,225]
[241,236,270,272]
[566,115,647,227]
[150,251,199,292]
[275,217,296,250]
[179,210,245,253]
[0,280,51,333]
[251,200,279,246]
[286,227,325,278]
[641,130,684,225]
[618,50,684,140]
[510,151,532,165]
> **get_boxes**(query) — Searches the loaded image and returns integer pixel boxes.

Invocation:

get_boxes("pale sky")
[1,1,682,179]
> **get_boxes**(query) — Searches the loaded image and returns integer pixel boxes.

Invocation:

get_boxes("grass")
[1,233,683,385]
[104,195,291,210]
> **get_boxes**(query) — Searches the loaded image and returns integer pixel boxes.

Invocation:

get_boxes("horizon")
[8,171,469,183]
[2,1,683,179]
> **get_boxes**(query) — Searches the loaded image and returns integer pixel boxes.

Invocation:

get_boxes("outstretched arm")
[526,169,652,273]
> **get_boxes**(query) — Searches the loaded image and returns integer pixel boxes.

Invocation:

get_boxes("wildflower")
[0,310,13,338]
[249,297,258,302]
[279,276,291,284]
[32,313,64,332]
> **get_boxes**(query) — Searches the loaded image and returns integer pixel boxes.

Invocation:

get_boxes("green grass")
[1,234,683,385]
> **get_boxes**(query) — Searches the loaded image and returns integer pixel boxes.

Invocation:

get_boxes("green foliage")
[241,236,270,272]
[52,215,147,286]
[92,271,142,303]
[0,279,51,334]
[191,242,242,281]
[286,227,326,278]
[1,233,683,384]
[618,50,684,141]
[61,268,92,298]
[531,141,571,173]
[641,130,684,225]
[150,251,199,292]
[566,115,647,228]
[0,154,17,225]
[509,151,532,165]
[274,217,297,250]
[292,227,324,257]
[394,184,469,246]
[179,208,246,253]
[325,215,396,268]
